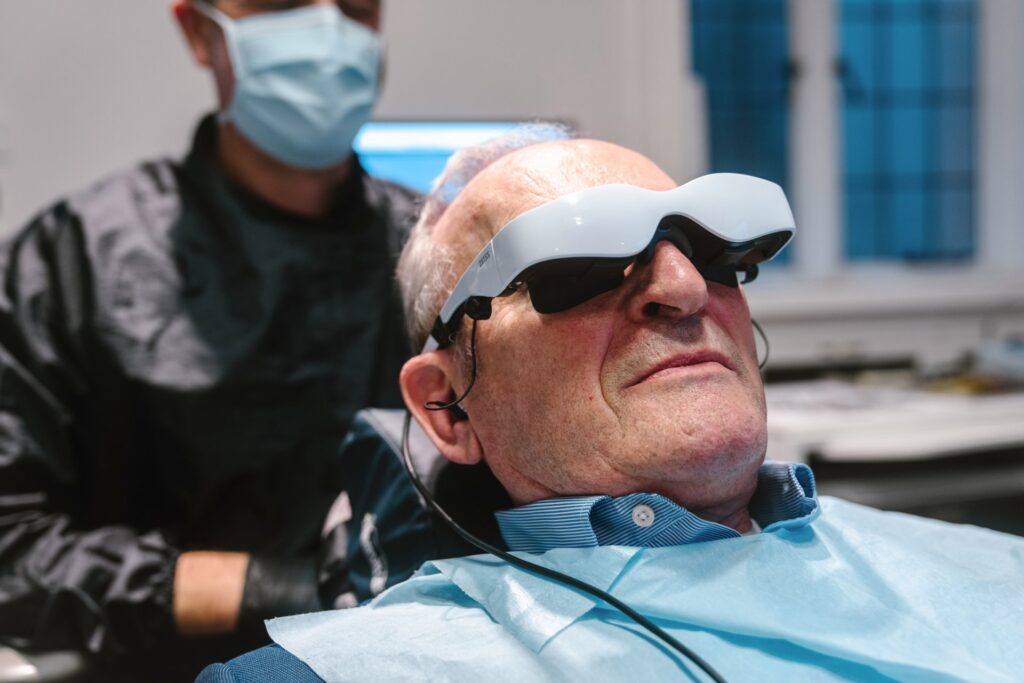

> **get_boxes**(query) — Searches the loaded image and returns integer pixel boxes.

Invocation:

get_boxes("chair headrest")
[348,408,511,545]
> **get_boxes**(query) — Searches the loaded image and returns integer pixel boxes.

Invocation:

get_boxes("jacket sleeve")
[0,204,179,659]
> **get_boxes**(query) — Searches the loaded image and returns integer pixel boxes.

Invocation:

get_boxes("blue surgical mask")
[194,3,381,170]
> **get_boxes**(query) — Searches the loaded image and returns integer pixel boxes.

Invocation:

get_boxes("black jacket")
[0,117,419,677]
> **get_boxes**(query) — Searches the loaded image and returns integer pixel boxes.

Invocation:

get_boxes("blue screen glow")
[354,121,527,193]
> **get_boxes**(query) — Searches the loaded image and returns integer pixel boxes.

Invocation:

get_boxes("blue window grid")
[840,0,976,262]
[692,0,791,264]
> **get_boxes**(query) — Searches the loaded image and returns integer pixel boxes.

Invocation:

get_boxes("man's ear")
[400,352,484,466]
[172,1,213,67]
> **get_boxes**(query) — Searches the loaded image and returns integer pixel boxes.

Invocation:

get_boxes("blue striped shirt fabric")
[260,461,1024,682]
[495,461,818,553]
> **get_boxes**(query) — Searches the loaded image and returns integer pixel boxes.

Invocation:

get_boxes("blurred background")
[1,0,1022,533]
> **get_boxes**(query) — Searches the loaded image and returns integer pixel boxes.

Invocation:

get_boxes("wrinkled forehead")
[435,140,676,263]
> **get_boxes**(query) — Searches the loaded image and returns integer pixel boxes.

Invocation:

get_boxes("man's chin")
[620,407,767,481]
[653,446,765,508]
[624,381,764,425]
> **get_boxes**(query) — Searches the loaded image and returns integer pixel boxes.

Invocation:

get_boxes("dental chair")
[0,408,506,683]
[320,408,510,602]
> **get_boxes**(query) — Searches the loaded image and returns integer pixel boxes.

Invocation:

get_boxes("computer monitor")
[353,121,528,193]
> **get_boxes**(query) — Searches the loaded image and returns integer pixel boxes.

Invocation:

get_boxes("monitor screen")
[353,121,527,193]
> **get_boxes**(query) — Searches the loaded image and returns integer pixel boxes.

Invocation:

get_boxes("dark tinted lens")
[695,265,739,287]
[659,217,790,287]
[524,257,632,314]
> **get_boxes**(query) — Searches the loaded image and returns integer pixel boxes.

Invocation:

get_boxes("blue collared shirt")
[259,490,1024,682]
[495,461,819,553]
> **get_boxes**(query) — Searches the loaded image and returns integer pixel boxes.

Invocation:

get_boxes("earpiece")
[424,398,468,421]
[424,320,478,419]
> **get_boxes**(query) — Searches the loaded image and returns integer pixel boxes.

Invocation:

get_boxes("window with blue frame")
[840,0,975,262]
[691,0,790,262]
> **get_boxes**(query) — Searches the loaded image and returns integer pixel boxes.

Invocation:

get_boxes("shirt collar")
[495,462,819,553]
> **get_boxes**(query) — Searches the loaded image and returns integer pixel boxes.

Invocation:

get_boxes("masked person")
[0,1,421,679]
[198,128,1024,682]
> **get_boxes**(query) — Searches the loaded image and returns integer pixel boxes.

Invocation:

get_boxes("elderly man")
[198,129,1024,682]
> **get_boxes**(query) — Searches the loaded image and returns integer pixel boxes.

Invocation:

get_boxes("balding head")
[437,140,675,271]
[399,135,676,350]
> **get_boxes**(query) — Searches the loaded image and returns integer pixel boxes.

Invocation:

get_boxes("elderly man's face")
[413,141,767,512]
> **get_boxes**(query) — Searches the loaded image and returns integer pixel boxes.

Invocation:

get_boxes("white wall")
[0,1,210,233]
[0,0,704,235]
[376,0,705,183]
[978,0,1024,267]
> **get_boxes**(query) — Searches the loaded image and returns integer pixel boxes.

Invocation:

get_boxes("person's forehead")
[211,0,380,26]
[437,140,676,250]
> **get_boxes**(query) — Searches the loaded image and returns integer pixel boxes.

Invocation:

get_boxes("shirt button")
[631,504,655,528]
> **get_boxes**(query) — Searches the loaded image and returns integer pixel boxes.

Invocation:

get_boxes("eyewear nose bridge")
[637,218,696,265]
[635,217,754,287]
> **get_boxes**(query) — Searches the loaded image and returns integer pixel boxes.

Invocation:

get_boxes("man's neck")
[674,474,759,534]
[693,502,756,534]
[215,122,353,220]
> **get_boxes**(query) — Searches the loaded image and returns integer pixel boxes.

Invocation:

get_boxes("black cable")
[400,411,727,683]
[752,318,770,370]
[425,320,478,412]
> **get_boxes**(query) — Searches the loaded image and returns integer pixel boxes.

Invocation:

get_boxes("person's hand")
[173,489,360,634]
[173,551,249,636]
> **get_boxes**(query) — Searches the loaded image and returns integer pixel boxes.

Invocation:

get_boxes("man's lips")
[628,350,734,387]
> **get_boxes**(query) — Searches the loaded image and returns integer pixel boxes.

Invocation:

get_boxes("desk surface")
[766,380,1024,463]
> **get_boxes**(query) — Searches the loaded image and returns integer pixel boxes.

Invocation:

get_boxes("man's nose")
[624,240,709,322]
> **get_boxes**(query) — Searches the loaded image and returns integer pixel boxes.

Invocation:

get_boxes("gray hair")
[397,122,573,351]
